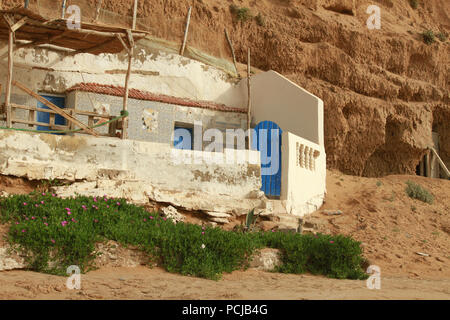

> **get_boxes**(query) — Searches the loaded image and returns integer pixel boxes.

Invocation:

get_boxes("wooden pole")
[247,48,252,150]
[122,52,132,140]
[429,147,450,178]
[94,0,103,22]
[132,0,138,30]
[225,28,239,78]
[180,6,192,56]
[122,31,134,140]
[62,0,67,19]
[5,29,13,128]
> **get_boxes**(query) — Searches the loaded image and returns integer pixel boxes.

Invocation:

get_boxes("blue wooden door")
[252,121,282,197]
[37,95,66,134]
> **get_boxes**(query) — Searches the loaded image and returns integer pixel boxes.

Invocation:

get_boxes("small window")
[173,124,193,150]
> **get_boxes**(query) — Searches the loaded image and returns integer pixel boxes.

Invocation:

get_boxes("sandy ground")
[1,172,449,300]
[311,171,450,280]
[0,267,449,300]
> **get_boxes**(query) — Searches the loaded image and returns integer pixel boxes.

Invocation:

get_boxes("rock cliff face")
[2,0,449,177]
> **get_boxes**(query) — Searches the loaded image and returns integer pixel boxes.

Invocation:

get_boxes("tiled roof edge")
[67,83,246,114]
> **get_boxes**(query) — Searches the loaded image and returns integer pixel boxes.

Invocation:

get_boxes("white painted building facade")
[0,39,326,218]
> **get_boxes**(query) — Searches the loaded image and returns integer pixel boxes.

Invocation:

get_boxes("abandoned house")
[0,7,327,221]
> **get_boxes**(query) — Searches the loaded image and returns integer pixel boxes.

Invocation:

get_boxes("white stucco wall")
[0,40,245,109]
[0,130,261,201]
[240,70,324,146]
[281,132,326,216]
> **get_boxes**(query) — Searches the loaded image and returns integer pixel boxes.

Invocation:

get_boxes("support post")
[5,29,14,128]
[429,147,450,178]
[62,0,67,19]
[247,48,252,149]
[180,6,192,56]
[24,0,30,9]
[132,0,138,30]
[122,31,134,140]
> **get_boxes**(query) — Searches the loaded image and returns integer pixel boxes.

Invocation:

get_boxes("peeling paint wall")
[0,130,261,201]
[0,40,246,116]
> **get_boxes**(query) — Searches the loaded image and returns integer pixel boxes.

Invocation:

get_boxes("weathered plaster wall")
[281,132,326,216]
[0,130,261,202]
[241,71,324,147]
[0,40,246,110]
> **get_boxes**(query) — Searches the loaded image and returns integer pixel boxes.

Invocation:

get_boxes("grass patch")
[405,181,434,204]
[422,30,435,45]
[0,194,368,280]
[409,0,418,9]
[230,5,252,22]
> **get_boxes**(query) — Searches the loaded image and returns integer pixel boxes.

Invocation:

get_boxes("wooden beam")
[116,33,130,53]
[12,80,100,136]
[11,17,28,33]
[0,32,68,60]
[126,30,135,49]
[2,14,14,30]
[68,36,119,56]
[62,0,67,19]
[225,28,239,78]
[27,106,35,127]
[11,103,114,119]
[132,0,138,30]
[11,117,69,130]
[5,29,14,128]
[247,48,252,149]
[122,42,134,140]
[429,147,450,178]
[180,6,192,56]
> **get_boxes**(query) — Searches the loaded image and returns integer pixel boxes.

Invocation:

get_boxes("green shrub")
[230,5,251,22]
[263,231,367,279]
[0,194,368,280]
[422,30,435,45]
[410,0,418,9]
[405,181,434,204]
